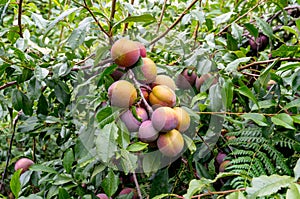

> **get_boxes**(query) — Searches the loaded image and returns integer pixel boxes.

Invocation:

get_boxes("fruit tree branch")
[148,0,200,46]
[109,0,117,36]
[132,172,142,199]
[18,0,23,38]
[191,188,246,198]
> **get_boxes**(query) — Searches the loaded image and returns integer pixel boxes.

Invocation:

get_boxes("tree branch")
[123,0,135,34]
[0,81,17,91]
[18,0,23,38]
[191,188,246,198]
[109,0,117,36]
[238,57,300,71]
[148,0,199,46]
[132,172,142,199]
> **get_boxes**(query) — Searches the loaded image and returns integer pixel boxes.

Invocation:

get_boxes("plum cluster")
[108,38,191,158]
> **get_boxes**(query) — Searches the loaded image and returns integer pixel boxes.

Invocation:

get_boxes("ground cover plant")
[0,0,300,198]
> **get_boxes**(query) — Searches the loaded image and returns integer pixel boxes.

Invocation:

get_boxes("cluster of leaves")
[0,0,300,198]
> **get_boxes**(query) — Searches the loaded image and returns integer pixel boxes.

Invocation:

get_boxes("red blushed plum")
[216,152,227,165]
[111,38,140,68]
[135,41,147,57]
[149,85,176,108]
[173,107,190,132]
[157,129,184,157]
[176,68,197,89]
[151,107,179,132]
[119,188,138,199]
[138,120,159,142]
[195,73,218,92]
[96,193,111,199]
[120,107,148,132]
[14,158,34,173]
[134,57,157,84]
[108,80,137,108]
[110,67,126,81]
[219,160,230,172]
[153,75,176,91]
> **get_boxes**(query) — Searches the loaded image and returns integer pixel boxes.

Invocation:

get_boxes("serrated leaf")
[127,142,148,152]
[225,57,251,72]
[30,164,58,174]
[246,175,294,198]
[142,152,162,175]
[44,7,80,38]
[236,85,258,106]
[254,16,273,38]
[10,169,22,198]
[120,149,137,174]
[271,113,295,130]
[294,158,300,181]
[95,123,118,163]
[96,106,114,128]
[101,170,119,197]
[271,44,299,57]
[241,113,268,126]
[183,178,213,198]
[287,183,300,198]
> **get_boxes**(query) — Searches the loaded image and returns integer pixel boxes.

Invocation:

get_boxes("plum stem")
[128,69,153,117]
[132,172,142,199]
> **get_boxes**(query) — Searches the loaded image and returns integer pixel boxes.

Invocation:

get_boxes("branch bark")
[18,0,23,38]
[148,0,199,46]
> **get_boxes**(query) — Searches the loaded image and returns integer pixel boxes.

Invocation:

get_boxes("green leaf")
[221,79,234,110]
[12,89,23,111]
[226,191,246,199]
[183,134,196,154]
[142,152,162,175]
[10,169,22,198]
[44,7,80,38]
[236,85,258,106]
[101,169,119,197]
[30,164,58,174]
[271,113,295,130]
[287,183,300,198]
[149,169,169,198]
[63,148,74,174]
[67,17,93,50]
[254,16,273,38]
[241,113,268,126]
[246,175,294,198]
[127,142,148,152]
[244,23,258,38]
[95,123,118,163]
[54,81,70,106]
[58,187,70,199]
[37,94,48,115]
[258,60,278,88]
[251,99,276,111]
[120,149,137,174]
[294,158,300,181]
[208,84,223,112]
[284,99,300,109]
[292,115,300,124]
[272,44,299,57]
[226,33,238,51]
[96,106,114,128]
[34,66,49,80]
[114,14,155,27]
[22,93,33,115]
[225,57,251,72]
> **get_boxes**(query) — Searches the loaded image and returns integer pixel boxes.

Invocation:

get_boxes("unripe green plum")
[14,158,34,173]
[153,75,176,91]
[119,188,138,199]
[135,41,147,57]
[133,57,157,84]
[96,193,111,199]
[195,73,218,92]
[157,129,184,157]
[173,107,190,132]
[151,107,179,132]
[176,68,197,89]
[138,120,159,142]
[108,80,137,108]
[111,38,140,68]
[120,107,148,132]
[149,85,176,108]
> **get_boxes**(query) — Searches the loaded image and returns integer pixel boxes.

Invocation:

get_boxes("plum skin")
[149,85,177,108]
[138,120,159,142]
[153,74,176,91]
[157,129,184,157]
[111,38,140,68]
[151,107,179,132]
[14,157,34,173]
[173,107,190,132]
[120,107,148,132]
[134,57,157,84]
[108,80,137,108]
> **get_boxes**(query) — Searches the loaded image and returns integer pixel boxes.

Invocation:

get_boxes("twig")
[128,70,153,116]
[238,57,300,71]
[0,81,17,91]
[196,111,297,117]
[74,53,95,65]
[0,110,22,192]
[82,0,112,43]
[217,1,262,36]
[148,0,199,46]
[266,5,300,23]
[109,0,117,36]
[192,21,200,49]
[191,188,246,198]
[123,0,135,34]
[132,172,142,199]
[18,0,23,38]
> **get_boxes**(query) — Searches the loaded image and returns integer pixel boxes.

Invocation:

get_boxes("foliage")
[0,0,300,198]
